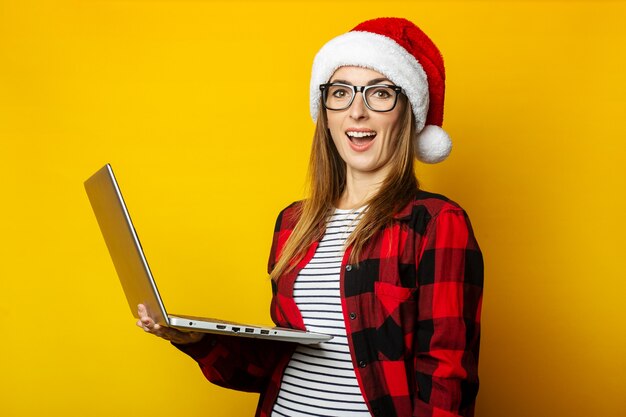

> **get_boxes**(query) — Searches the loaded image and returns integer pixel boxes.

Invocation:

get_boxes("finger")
[137,318,155,333]
[144,321,167,338]
[139,317,154,332]
[140,313,154,327]
[137,304,148,318]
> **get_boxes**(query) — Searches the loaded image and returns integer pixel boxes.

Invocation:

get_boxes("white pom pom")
[415,125,452,164]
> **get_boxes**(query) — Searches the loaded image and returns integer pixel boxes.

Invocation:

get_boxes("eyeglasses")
[320,83,404,112]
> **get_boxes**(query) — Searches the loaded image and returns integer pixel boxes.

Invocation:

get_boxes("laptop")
[84,164,331,344]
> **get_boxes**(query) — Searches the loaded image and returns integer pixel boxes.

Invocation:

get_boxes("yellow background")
[1,1,625,416]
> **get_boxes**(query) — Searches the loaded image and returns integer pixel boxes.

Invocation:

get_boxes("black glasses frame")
[319,83,404,112]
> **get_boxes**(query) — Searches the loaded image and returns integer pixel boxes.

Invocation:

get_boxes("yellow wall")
[1,1,625,416]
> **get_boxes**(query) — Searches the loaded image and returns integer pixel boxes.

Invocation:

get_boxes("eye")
[371,88,392,99]
[331,87,350,98]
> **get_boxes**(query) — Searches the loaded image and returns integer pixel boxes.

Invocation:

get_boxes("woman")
[138,17,483,417]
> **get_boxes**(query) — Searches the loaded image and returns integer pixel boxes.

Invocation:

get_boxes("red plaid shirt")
[175,189,483,417]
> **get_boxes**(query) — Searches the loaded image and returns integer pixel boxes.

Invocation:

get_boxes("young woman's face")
[326,66,405,179]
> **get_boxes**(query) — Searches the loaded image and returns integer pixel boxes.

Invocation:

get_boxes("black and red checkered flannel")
[174,189,483,417]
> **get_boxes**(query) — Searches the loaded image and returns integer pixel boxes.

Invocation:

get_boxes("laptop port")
[260,329,269,335]
[232,327,240,332]
[216,325,226,330]
[245,328,254,333]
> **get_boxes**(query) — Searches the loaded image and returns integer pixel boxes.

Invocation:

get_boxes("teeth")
[346,131,376,138]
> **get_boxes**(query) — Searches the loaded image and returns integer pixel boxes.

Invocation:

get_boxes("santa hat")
[310,17,451,164]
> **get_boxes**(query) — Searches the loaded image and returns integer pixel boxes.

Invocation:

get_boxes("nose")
[349,91,368,120]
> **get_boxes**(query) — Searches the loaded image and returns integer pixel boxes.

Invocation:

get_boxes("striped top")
[271,207,371,417]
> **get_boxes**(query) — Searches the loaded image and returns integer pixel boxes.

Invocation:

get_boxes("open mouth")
[346,130,377,147]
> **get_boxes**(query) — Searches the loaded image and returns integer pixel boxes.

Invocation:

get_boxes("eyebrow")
[330,77,394,86]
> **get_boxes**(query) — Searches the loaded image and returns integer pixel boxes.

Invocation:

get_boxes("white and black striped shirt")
[271,207,371,417]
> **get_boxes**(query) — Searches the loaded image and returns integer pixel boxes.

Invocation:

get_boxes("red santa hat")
[310,17,451,164]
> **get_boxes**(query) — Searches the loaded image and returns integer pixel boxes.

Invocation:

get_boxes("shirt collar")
[392,187,421,220]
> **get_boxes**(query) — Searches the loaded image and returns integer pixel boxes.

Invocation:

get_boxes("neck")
[335,166,389,209]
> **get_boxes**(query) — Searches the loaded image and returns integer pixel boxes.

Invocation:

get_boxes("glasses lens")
[364,86,398,111]
[324,84,354,110]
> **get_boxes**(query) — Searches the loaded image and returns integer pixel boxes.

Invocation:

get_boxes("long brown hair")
[270,97,418,281]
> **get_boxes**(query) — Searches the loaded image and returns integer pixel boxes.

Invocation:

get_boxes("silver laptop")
[84,164,331,344]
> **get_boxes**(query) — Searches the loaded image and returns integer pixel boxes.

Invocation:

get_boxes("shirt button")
[345,264,352,272]
[358,360,367,368]
[349,312,357,320]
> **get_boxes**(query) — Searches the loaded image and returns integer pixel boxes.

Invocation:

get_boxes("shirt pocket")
[373,281,417,361]
[374,281,417,323]
[374,281,416,302]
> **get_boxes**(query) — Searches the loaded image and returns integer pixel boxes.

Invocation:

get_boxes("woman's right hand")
[136,304,205,345]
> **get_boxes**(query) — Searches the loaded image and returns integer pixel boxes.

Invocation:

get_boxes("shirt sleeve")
[414,207,483,417]
[172,333,295,393]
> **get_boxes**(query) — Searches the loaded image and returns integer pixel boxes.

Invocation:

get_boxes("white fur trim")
[310,31,429,131]
[415,125,452,163]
